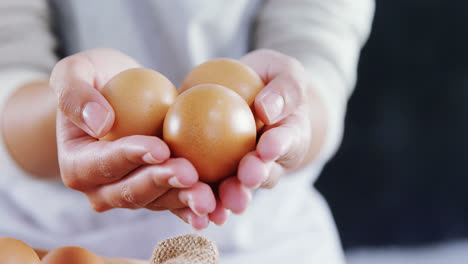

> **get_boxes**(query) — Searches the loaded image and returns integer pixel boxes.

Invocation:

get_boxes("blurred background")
[315,0,468,263]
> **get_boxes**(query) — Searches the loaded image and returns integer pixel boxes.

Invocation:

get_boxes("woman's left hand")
[218,49,328,214]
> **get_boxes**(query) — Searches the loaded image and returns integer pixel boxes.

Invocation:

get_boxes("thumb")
[254,71,307,126]
[50,49,139,138]
[241,49,307,125]
[50,55,114,138]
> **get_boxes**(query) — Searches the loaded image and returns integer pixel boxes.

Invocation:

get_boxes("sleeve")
[254,0,375,165]
[0,0,58,182]
[0,0,57,106]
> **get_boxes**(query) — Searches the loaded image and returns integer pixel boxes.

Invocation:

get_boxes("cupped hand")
[50,48,226,229]
[219,49,328,214]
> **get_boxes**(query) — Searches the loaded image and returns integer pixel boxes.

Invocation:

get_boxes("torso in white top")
[0,1,345,263]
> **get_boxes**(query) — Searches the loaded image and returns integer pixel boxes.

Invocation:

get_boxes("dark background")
[316,0,468,249]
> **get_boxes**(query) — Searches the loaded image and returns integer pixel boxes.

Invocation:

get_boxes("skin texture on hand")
[218,49,328,214]
[50,48,228,230]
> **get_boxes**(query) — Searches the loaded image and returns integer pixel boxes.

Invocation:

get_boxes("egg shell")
[100,68,178,141]
[179,58,265,131]
[0,237,41,264]
[163,84,257,183]
[41,246,104,264]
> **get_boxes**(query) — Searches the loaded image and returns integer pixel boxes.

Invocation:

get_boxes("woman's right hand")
[50,48,228,229]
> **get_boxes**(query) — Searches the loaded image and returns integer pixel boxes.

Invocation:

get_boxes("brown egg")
[0,237,41,264]
[179,58,265,130]
[33,248,49,259]
[163,84,257,183]
[42,246,104,264]
[100,68,178,141]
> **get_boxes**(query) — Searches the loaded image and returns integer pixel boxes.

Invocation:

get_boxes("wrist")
[304,77,349,170]
[299,84,329,168]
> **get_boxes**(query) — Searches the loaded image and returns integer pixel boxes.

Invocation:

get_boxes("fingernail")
[168,176,190,188]
[180,192,205,216]
[187,214,192,225]
[260,92,284,124]
[142,152,163,164]
[82,102,111,137]
[188,198,205,216]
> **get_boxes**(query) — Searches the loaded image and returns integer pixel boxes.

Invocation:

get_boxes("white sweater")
[0,0,374,263]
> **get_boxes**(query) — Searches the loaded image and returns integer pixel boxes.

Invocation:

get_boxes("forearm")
[1,80,59,179]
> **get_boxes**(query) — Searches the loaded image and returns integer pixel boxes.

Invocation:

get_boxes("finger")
[237,152,269,189]
[256,111,309,169]
[87,159,198,211]
[171,208,210,230]
[60,134,170,191]
[208,200,230,226]
[147,182,216,216]
[254,73,307,125]
[177,182,217,216]
[50,48,140,138]
[219,177,252,214]
[241,49,307,125]
[257,126,297,164]
[259,161,283,189]
[238,151,284,190]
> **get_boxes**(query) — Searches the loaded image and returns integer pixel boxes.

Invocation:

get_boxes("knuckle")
[277,125,306,169]
[257,48,279,57]
[284,56,306,73]
[116,184,143,209]
[282,71,307,101]
[261,179,277,189]
[258,49,304,72]
[278,151,301,169]
[53,55,91,113]
[118,136,145,165]
[261,168,282,189]
[282,57,307,89]
[61,54,89,70]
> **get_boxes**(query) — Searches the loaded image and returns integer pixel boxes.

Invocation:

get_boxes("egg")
[163,84,257,183]
[0,237,41,264]
[41,246,104,264]
[99,68,178,141]
[33,249,49,259]
[179,58,265,130]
